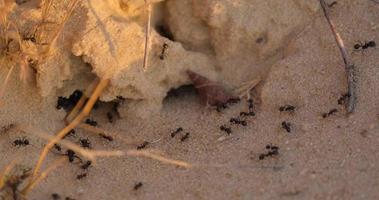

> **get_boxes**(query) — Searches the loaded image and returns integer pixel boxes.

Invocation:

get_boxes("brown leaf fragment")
[186,70,234,106]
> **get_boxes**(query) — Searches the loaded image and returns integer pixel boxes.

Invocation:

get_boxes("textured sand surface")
[0,0,379,199]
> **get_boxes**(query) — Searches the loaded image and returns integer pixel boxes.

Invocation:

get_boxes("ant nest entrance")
[1,0,321,118]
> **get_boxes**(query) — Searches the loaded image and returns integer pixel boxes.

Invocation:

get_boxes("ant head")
[353,44,361,49]
[368,41,376,47]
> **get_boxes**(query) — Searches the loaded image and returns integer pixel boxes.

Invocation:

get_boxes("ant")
[56,90,83,111]
[52,193,61,200]
[137,141,150,150]
[279,105,296,112]
[107,112,113,123]
[81,161,92,170]
[337,93,350,105]
[159,43,169,60]
[354,41,376,51]
[259,144,279,160]
[13,137,29,147]
[220,125,232,135]
[171,127,183,138]
[227,98,241,105]
[248,99,254,112]
[180,133,190,142]
[66,149,81,163]
[281,121,291,133]
[85,119,98,127]
[322,108,338,118]
[99,133,113,141]
[230,117,247,126]
[216,103,228,112]
[240,111,255,117]
[53,144,62,152]
[76,173,87,180]
[79,138,91,148]
[63,129,76,139]
[134,182,143,190]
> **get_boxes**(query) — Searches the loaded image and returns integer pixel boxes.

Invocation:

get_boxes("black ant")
[106,112,113,123]
[279,105,296,112]
[248,99,254,112]
[227,98,241,105]
[230,117,247,126]
[53,144,62,152]
[85,119,97,127]
[322,108,338,118]
[134,182,143,190]
[180,133,190,142]
[354,41,376,51]
[76,173,87,180]
[171,127,183,138]
[137,141,150,150]
[337,93,350,105]
[281,121,291,133]
[240,111,255,117]
[13,137,29,147]
[63,129,76,139]
[159,43,169,60]
[220,125,232,135]
[99,133,113,141]
[52,193,61,200]
[56,90,83,111]
[79,138,91,148]
[216,103,228,112]
[259,144,279,160]
[81,161,92,170]
[66,149,81,163]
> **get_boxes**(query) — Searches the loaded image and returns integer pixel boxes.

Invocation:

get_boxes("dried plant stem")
[31,78,109,181]
[127,150,192,168]
[21,157,66,195]
[142,1,152,70]
[0,159,18,189]
[319,0,356,113]
[0,61,14,104]
[78,123,143,145]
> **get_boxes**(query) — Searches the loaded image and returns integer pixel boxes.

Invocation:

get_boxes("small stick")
[319,0,356,113]
[142,1,152,70]
[127,150,192,168]
[21,157,66,195]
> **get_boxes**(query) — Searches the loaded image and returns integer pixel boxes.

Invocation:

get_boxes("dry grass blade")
[0,61,14,104]
[142,1,152,70]
[18,124,124,162]
[78,123,143,145]
[0,159,18,189]
[127,150,192,168]
[319,0,356,113]
[21,157,66,195]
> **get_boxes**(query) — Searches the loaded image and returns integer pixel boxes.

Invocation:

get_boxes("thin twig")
[21,157,66,195]
[142,1,152,70]
[127,150,192,168]
[319,0,356,113]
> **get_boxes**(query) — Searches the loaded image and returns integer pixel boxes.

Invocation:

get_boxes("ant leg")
[30,78,110,182]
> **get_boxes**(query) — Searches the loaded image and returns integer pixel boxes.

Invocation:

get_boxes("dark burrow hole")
[155,24,175,41]
[163,84,197,102]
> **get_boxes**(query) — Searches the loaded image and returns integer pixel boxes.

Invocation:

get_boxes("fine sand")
[0,0,379,200]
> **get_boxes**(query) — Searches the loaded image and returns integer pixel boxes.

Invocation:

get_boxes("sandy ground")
[1,0,379,199]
